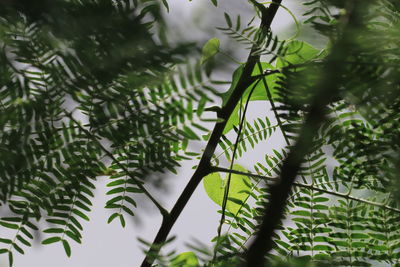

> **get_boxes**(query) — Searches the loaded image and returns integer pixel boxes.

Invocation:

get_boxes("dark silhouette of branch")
[140,1,283,266]
[244,2,366,266]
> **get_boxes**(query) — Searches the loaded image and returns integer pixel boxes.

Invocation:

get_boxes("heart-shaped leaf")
[203,164,252,214]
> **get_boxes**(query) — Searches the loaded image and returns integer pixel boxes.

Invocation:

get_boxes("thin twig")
[213,78,261,261]
[213,167,400,213]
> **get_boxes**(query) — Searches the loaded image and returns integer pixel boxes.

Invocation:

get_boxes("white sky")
[0,1,303,266]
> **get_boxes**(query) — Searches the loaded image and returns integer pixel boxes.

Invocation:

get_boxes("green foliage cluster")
[0,0,400,266]
[0,0,217,264]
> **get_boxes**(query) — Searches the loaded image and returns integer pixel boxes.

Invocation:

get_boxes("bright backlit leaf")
[170,251,199,267]
[200,38,220,65]
[276,40,320,68]
[221,63,279,134]
[203,164,252,214]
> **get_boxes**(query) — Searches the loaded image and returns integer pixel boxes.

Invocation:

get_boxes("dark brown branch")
[244,2,365,266]
[140,1,283,266]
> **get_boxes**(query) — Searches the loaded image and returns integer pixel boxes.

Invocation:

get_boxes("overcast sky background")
[0,1,311,266]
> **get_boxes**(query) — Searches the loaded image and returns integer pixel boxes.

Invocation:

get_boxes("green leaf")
[42,237,61,245]
[72,209,90,221]
[0,238,12,244]
[313,197,329,203]
[249,62,279,101]
[223,104,240,135]
[123,196,137,208]
[66,231,81,244]
[224,13,232,27]
[220,65,244,135]
[106,179,126,187]
[119,214,126,228]
[126,187,142,193]
[12,243,24,254]
[16,235,31,247]
[161,0,169,12]
[62,240,71,257]
[203,164,253,214]
[276,40,320,68]
[221,63,279,134]
[0,221,19,230]
[170,251,199,267]
[200,38,220,64]
[69,217,83,231]
[220,65,244,106]
[196,97,207,117]
[106,195,123,206]
[106,187,125,195]
[183,126,200,140]
[8,251,13,267]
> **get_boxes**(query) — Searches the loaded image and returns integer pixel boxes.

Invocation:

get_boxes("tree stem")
[140,1,283,266]
[244,2,363,266]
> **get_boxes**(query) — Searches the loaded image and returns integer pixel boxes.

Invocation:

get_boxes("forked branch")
[140,1,283,266]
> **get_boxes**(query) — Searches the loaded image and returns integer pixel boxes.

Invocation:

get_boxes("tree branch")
[244,2,365,266]
[140,1,283,266]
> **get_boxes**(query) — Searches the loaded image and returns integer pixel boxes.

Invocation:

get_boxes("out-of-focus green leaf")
[200,38,220,64]
[42,237,61,245]
[201,38,220,76]
[170,251,199,267]
[62,240,71,257]
[161,0,169,12]
[223,104,240,135]
[276,40,320,68]
[247,62,279,101]
[220,65,244,106]
[203,164,252,214]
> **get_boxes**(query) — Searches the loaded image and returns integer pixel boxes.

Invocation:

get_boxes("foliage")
[0,0,400,266]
